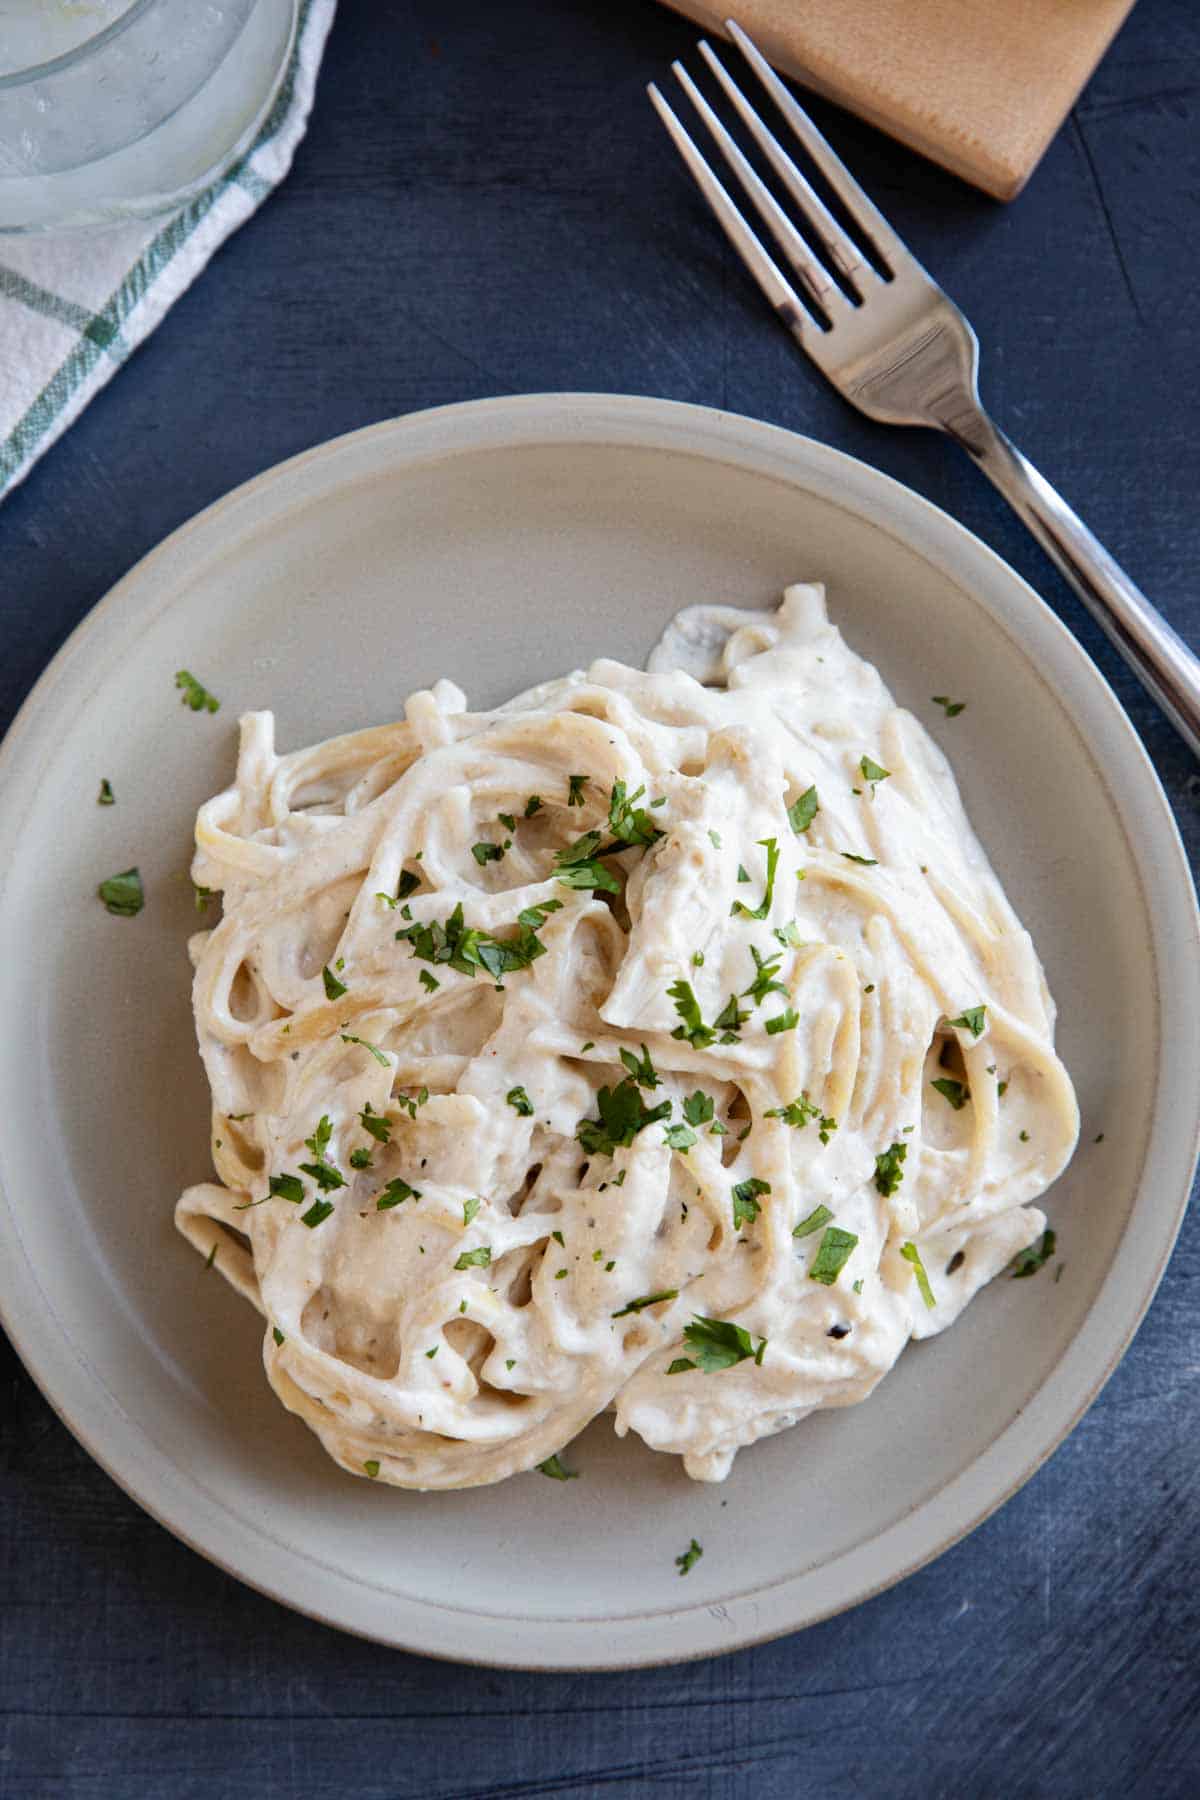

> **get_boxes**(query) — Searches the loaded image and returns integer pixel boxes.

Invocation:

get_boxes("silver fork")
[649,20,1200,759]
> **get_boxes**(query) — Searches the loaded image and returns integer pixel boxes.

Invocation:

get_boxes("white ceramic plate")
[0,395,1196,1670]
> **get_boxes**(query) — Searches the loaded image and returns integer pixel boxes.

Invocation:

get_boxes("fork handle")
[962,416,1200,758]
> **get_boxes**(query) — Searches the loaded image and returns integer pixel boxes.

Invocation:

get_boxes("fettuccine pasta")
[177,582,1078,1486]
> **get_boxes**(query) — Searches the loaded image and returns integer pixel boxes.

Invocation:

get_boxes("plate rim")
[1,391,1196,1670]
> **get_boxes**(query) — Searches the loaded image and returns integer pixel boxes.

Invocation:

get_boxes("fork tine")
[724,18,906,275]
[697,40,869,293]
[647,82,809,338]
[669,61,842,316]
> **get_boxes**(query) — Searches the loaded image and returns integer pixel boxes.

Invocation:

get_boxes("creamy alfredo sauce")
[177,583,1078,1487]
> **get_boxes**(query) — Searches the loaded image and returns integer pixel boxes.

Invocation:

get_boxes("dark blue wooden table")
[2,3,1198,1794]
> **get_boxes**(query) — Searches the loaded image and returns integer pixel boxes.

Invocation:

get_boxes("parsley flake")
[901,1241,936,1308]
[808,1226,858,1285]
[97,867,144,916]
[463,1197,481,1227]
[619,1042,660,1089]
[359,1102,391,1144]
[731,837,780,920]
[454,1246,492,1270]
[340,1032,390,1066]
[932,696,966,718]
[567,774,588,807]
[538,1454,578,1481]
[301,1198,335,1229]
[682,1091,714,1127]
[377,1178,421,1210]
[506,1085,534,1116]
[741,944,786,1007]
[1011,1227,1057,1278]
[174,669,219,713]
[363,1460,380,1479]
[472,840,506,865]
[679,1315,766,1372]
[576,1078,671,1157]
[663,1122,697,1152]
[931,1077,970,1110]
[322,965,347,1000]
[792,1203,833,1239]
[765,1007,799,1035]
[268,1173,305,1204]
[419,970,440,993]
[732,1177,769,1230]
[668,978,715,1049]
[841,852,878,866]
[948,1005,987,1037]
[97,778,114,806]
[612,1288,678,1317]
[349,1148,372,1170]
[524,795,543,818]
[788,786,819,835]
[272,1327,285,1346]
[874,1141,908,1196]
[860,756,890,794]
[675,1538,703,1577]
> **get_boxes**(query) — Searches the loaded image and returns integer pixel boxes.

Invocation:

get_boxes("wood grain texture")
[1,0,1198,1794]
[660,0,1138,199]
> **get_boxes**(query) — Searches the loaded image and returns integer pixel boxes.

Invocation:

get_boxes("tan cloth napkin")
[659,1,1136,199]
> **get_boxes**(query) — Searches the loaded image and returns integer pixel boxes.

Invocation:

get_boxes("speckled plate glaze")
[0,394,1195,1669]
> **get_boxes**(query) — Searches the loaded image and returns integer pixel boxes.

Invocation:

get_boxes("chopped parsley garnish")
[612,1288,678,1317]
[425,1345,439,1358]
[900,1241,936,1308]
[931,1077,970,1110]
[682,1091,714,1126]
[741,944,786,1007]
[567,774,588,807]
[397,869,422,901]
[736,864,749,883]
[808,1226,858,1285]
[663,1122,697,1152]
[322,965,347,1000]
[932,695,966,717]
[524,795,543,818]
[619,1042,660,1089]
[397,899,553,977]
[498,812,516,832]
[272,1327,285,1345]
[395,1087,429,1119]
[948,1005,987,1037]
[306,1116,332,1157]
[764,1093,836,1140]
[340,1032,390,1066]
[419,970,440,993]
[707,828,722,849]
[675,1538,703,1577]
[765,1007,799,1035]
[998,1079,1009,1098]
[518,898,564,930]
[454,1245,492,1270]
[192,881,213,913]
[712,993,748,1040]
[608,779,664,848]
[363,1460,380,1479]
[731,836,780,920]
[1011,1227,1057,1278]
[553,829,621,894]
[674,1314,767,1373]
[788,785,819,835]
[97,867,144,916]
[472,840,506,865]
[732,1177,769,1230]
[859,756,890,793]
[377,1178,420,1209]
[538,1453,578,1481]
[175,669,219,713]
[506,1085,534,1116]
[359,1102,391,1144]
[841,852,878,866]
[268,1173,305,1204]
[552,1229,564,1246]
[299,1160,346,1193]
[301,1198,335,1228]
[463,1196,481,1227]
[874,1141,908,1196]
[97,778,114,806]
[792,1204,833,1239]
[349,1147,373,1170]
[204,1243,217,1270]
[774,920,803,948]
[576,1078,671,1157]
[668,979,715,1049]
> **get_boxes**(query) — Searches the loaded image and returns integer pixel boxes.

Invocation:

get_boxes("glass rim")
[0,0,157,92]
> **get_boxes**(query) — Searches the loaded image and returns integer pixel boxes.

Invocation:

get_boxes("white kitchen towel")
[0,0,336,503]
